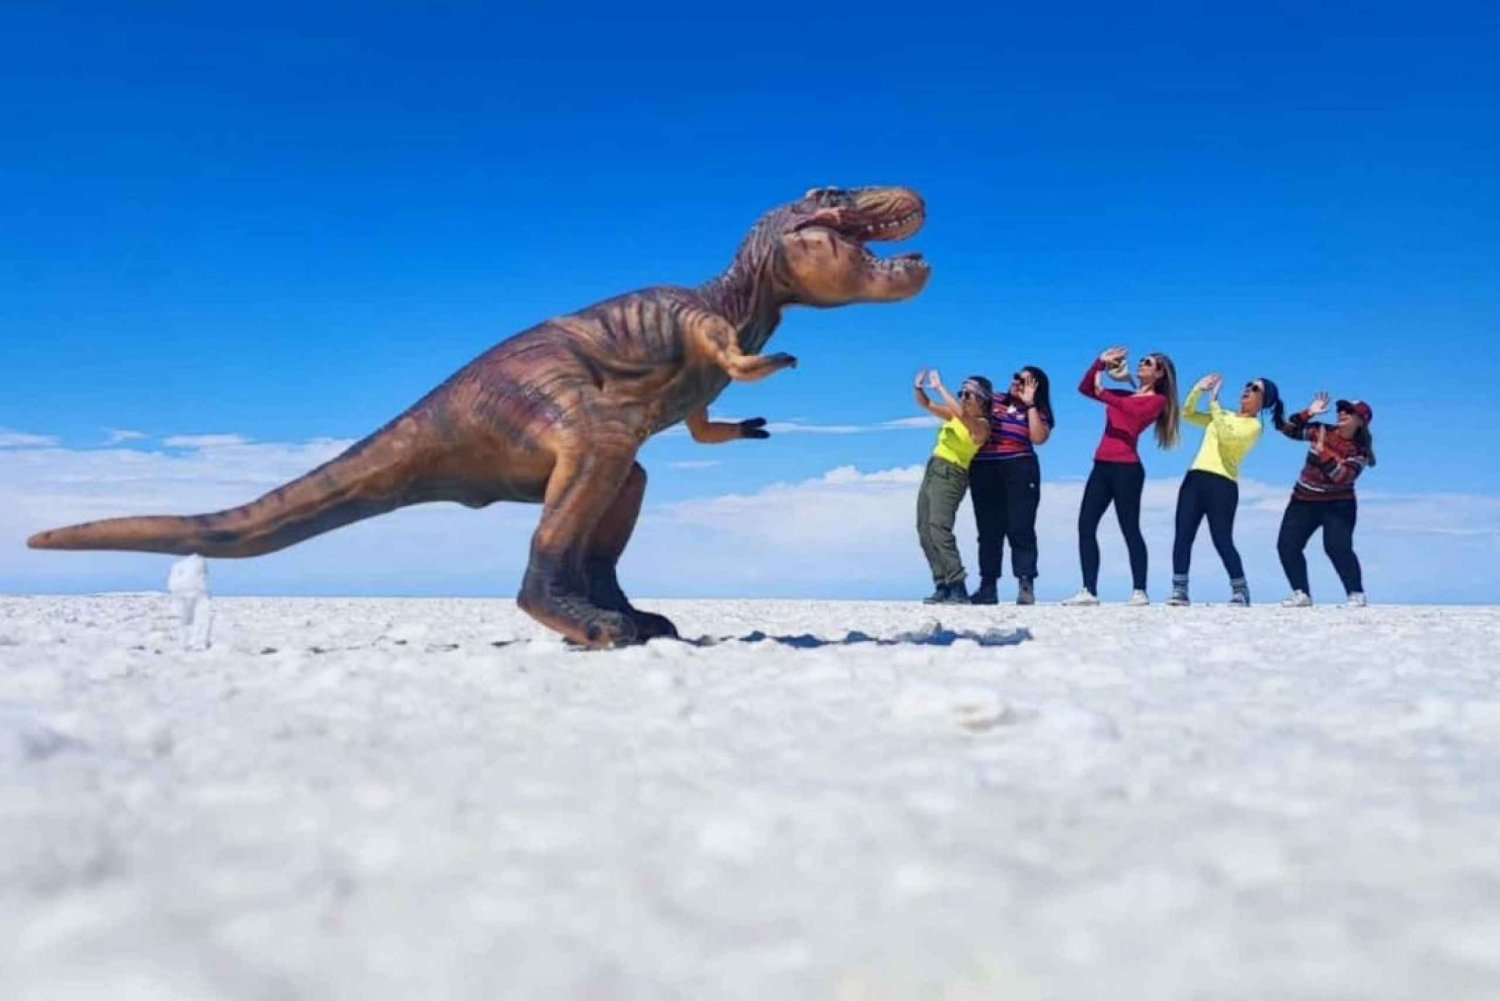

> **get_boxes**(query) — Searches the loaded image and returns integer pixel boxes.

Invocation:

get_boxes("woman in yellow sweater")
[1169,374,1283,606]
[913,368,992,603]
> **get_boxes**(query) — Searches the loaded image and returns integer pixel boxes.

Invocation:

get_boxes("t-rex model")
[29,186,930,647]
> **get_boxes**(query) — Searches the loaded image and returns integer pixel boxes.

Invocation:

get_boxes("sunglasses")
[959,389,979,400]
[1139,357,1158,370]
[1244,382,1263,393]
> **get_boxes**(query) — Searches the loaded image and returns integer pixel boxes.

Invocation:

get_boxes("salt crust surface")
[2,596,1498,999]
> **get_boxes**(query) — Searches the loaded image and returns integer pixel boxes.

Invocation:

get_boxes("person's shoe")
[1166,588,1190,607]
[1061,589,1099,606]
[970,579,999,605]
[1281,590,1313,608]
[922,584,950,604]
[1128,590,1151,607]
[941,580,971,604]
[1345,591,1367,608]
[1229,589,1251,608]
[1016,577,1036,606]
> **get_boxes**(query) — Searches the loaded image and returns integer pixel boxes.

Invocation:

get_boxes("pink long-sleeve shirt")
[1078,360,1167,464]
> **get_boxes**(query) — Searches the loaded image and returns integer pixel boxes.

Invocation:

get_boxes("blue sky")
[2,2,1497,601]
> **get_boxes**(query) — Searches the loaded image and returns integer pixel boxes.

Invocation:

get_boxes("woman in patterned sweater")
[1276,394,1376,607]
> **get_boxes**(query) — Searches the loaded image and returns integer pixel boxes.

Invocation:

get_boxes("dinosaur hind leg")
[585,462,678,641]
[517,450,640,649]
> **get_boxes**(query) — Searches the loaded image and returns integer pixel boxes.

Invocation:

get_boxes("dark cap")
[1336,399,1373,424]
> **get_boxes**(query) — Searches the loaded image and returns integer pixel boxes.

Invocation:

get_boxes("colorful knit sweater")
[1280,410,1371,501]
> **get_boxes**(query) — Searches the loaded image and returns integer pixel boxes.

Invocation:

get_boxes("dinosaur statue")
[29,186,930,647]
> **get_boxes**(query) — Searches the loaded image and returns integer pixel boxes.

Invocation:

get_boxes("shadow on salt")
[683,622,1033,649]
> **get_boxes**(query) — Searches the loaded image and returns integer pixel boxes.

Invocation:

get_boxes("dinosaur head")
[770,186,930,307]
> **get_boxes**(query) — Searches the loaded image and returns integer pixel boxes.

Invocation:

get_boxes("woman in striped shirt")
[1276,394,1376,607]
[968,366,1054,606]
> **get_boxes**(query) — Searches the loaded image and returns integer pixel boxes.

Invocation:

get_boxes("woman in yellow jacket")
[1169,374,1283,606]
[913,368,992,603]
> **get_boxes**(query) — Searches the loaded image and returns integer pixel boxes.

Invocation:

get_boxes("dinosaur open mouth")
[850,208,925,242]
[847,207,928,277]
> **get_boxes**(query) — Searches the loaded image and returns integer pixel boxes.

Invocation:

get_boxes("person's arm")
[1182,385,1211,428]
[1317,448,1369,485]
[913,369,956,420]
[928,370,963,413]
[965,414,992,446]
[1280,392,1331,442]
[1078,358,1107,401]
[1025,405,1051,445]
[1012,377,1052,445]
[1208,400,1263,449]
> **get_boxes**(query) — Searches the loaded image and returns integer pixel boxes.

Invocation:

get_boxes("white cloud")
[667,460,721,470]
[3,437,1496,603]
[0,428,59,449]
[161,434,252,449]
[105,429,148,444]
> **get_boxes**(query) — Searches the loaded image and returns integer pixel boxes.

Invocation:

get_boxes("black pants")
[1172,470,1243,580]
[970,455,1042,581]
[1078,460,1147,593]
[1277,497,1363,595]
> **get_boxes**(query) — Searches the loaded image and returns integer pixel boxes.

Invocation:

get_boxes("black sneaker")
[970,579,999,605]
[922,584,950,604]
[941,581,970,604]
[1016,577,1035,606]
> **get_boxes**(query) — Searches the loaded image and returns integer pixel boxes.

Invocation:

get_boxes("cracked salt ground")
[2,596,1500,998]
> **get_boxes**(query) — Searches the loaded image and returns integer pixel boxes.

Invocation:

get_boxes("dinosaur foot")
[626,608,679,641]
[584,558,679,642]
[518,583,640,650]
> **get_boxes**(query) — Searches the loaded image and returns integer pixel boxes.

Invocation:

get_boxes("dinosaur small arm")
[29,186,931,647]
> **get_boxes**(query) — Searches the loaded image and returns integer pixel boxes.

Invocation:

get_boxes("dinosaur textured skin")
[29,186,930,647]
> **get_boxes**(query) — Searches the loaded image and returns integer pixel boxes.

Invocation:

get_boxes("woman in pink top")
[1062,346,1181,606]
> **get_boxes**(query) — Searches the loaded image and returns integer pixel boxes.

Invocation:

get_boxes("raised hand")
[927,369,943,390]
[739,417,770,440]
[1194,374,1218,393]
[1308,391,1331,416]
[1100,346,1128,365]
[1015,373,1037,405]
[914,368,929,389]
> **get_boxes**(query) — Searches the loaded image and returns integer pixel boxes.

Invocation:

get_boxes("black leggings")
[1172,470,1243,580]
[1078,460,1147,593]
[1277,497,1363,595]
[969,455,1042,581]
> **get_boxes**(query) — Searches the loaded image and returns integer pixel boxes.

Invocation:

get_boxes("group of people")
[911,347,1376,608]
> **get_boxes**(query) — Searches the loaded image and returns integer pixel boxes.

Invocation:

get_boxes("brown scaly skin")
[29,186,931,648]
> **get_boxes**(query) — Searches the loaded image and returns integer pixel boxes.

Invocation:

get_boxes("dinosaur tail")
[27,421,428,559]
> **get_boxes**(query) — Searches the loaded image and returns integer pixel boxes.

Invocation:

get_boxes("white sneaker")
[1345,592,1367,608]
[1166,590,1190,607]
[1128,590,1150,607]
[1061,589,1100,606]
[1281,590,1313,608]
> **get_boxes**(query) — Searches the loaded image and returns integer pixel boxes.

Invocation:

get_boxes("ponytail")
[1269,398,1287,431]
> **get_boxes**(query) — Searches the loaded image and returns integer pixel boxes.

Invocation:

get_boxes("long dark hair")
[1020,366,1054,427]
[1146,353,1180,449]
[1355,425,1377,467]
